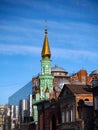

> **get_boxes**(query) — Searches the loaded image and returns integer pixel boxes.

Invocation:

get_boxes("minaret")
[41,28,51,59]
[39,28,54,100]
[33,29,54,123]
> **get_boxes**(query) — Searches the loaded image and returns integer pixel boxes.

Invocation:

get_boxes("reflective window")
[9,81,33,106]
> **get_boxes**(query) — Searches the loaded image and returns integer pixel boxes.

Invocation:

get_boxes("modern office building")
[9,81,33,106]
[8,81,34,129]
[10,105,19,130]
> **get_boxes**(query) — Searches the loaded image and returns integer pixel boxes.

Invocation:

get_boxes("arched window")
[84,98,89,101]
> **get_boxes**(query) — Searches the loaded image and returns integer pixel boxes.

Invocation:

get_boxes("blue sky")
[0,0,98,104]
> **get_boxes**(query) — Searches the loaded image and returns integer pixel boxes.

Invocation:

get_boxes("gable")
[59,84,92,99]
[59,85,74,98]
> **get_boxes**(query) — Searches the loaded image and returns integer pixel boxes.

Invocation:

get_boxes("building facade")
[58,84,93,130]
[92,73,98,130]
[9,81,33,106]
[8,81,34,130]
[0,105,11,130]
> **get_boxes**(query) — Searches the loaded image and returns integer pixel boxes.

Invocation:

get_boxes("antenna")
[45,20,48,34]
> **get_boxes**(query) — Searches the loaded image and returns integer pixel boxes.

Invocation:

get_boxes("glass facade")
[8,81,33,106]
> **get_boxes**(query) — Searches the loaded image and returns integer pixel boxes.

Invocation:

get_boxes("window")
[85,98,89,101]
[82,76,86,84]
[62,111,65,123]
[95,96,98,110]
[66,110,69,122]
[71,108,75,122]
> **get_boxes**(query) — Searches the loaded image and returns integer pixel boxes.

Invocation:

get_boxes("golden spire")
[41,28,51,58]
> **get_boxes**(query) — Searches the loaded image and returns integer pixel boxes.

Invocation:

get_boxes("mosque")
[8,28,98,130]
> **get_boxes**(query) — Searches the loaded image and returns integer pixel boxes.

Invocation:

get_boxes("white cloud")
[52,48,98,60]
[1,18,97,46]
[0,17,98,58]
[0,44,41,55]
[0,44,97,62]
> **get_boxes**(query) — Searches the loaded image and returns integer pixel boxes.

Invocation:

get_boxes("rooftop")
[90,70,98,75]
[61,84,92,94]
[51,65,68,73]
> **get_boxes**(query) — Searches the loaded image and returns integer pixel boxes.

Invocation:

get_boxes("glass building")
[9,81,33,106]
[8,81,34,129]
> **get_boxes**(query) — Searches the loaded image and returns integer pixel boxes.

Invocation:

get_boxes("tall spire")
[41,28,51,58]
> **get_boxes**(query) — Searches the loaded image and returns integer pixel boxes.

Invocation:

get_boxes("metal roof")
[55,79,70,91]
[90,70,98,75]
[51,65,67,73]
[71,80,82,85]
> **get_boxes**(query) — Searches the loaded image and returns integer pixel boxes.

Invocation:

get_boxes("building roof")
[62,84,92,94]
[90,70,98,75]
[55,79,70,91]
[51,65,67,73]
[71,80,82,85]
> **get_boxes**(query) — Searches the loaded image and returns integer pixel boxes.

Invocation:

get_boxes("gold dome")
[41,29,51,58]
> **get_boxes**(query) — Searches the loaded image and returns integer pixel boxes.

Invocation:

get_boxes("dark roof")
[62,84,92,94]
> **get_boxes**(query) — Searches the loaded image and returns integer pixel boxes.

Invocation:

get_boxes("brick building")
[58,84,93,130]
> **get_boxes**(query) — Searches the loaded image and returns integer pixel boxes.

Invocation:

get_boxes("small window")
[85,98,89,101]
[95,96,98,110]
